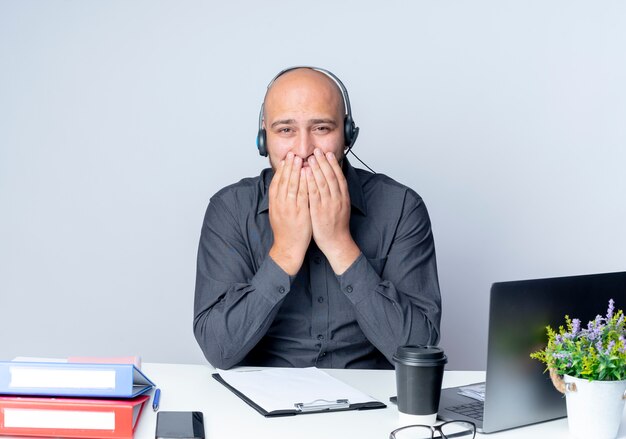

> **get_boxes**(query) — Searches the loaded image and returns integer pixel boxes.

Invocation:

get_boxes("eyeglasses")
[389,420,476,439]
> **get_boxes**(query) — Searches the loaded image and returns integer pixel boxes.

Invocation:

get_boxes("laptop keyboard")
[447,401,484,421]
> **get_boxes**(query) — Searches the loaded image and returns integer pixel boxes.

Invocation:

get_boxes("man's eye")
[279,128,292,134]
[315,126,330,132]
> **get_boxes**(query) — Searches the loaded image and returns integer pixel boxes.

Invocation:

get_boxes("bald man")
[193,67,441,369]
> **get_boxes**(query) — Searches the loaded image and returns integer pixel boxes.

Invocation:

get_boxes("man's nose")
[292,130,314,160]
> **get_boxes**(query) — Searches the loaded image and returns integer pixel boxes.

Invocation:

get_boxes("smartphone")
[155,411,205,439]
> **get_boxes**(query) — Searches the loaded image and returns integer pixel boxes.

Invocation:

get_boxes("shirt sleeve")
[336,189,441,363]
[193,196,293,369]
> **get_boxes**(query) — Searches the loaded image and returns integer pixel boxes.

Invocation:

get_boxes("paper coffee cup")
[393,345,447,426]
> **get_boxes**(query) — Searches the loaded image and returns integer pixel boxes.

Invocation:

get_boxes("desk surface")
[128,363,626,439]
[3,362,616,439]
[5,362,624,438]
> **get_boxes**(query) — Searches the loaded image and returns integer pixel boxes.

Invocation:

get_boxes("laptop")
[437,271,626,433]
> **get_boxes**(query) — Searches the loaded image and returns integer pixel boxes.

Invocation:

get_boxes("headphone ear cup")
[344,115,356,147]
[257,129,268,157]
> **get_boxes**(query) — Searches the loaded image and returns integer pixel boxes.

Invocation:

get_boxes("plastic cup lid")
[392,345,448,366]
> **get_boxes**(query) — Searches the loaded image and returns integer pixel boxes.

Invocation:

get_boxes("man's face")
[263,69,345,170]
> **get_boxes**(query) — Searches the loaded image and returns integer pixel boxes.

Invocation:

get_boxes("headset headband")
[261,66,352,119]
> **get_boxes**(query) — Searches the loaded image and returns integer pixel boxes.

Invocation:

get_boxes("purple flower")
[553,352,571,360]
[571,318,581,335]
[533,300,626,381]
[586,327,602,341]
[587,316,601,330]
[564,319,581,340]
[605,340,616,355]
[595,314,603,326]
[607,299,615,320]
[596,340,604,354]
[585,315,605,342]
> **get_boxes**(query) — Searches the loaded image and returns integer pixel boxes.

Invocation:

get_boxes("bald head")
[263,68,345,125]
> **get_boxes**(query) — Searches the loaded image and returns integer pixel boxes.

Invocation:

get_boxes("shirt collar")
[256,158,367,216]
[257,169,272,214]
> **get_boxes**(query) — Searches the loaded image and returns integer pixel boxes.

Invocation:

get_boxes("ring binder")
[0,360,155,398]
[294,399,350,412]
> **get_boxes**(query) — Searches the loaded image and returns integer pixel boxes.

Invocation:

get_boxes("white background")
[1,0,625,369]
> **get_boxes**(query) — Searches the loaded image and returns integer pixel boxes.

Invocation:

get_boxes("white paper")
[217,367,379,413]
[12,357,68,363]
[9,367,116,389]
[4,408,115,429]
[457,383,485,402]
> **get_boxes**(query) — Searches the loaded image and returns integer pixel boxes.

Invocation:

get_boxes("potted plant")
[531,299,626,439]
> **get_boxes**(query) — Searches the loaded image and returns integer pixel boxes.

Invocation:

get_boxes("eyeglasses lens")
[439,421,476,438]
[392,421,475,439]
[392,426,433,439]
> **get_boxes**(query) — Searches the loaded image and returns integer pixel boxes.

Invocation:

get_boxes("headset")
[256,66,360,158]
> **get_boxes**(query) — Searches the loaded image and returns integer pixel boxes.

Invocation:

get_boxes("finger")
[313,149,341,197]
[287,155,302,200]
[297,168,309,211]
[278,152,295,200]
[269,159,285,199]
[325,151,349,198]
[305,167,320,211]
[307,154,331,202]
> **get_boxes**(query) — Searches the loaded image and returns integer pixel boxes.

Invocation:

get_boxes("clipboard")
[212,367,386,417]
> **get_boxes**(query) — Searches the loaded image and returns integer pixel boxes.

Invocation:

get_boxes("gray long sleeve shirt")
[193,159,441,370]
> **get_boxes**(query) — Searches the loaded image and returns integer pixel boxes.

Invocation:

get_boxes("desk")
[134,363,626,438]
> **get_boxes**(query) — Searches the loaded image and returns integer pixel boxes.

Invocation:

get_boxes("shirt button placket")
[310,252,328,366]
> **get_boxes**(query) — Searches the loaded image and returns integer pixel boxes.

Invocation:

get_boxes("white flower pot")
[563,374,626,439]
